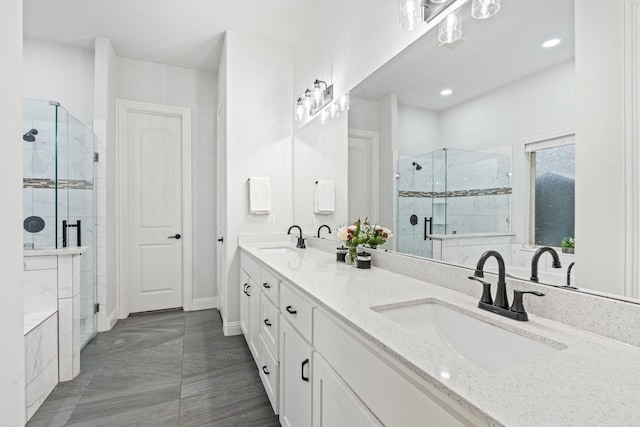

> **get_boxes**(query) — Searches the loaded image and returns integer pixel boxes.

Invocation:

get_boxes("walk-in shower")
[396,148,511,259]
[23,98,97,347]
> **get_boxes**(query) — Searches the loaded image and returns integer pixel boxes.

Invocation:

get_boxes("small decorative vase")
[346,246,358,266]
[368,244,377,250]
[562,247,574,254]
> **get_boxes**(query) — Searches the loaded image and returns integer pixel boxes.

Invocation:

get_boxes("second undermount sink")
[373,299,565,372]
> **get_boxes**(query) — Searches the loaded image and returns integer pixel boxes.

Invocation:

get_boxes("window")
[526,136,575,246]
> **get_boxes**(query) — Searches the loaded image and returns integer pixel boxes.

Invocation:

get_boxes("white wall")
[94,37,118,330]
[117,57,218,304]
[397,105,439,157]
[0,1,25,423]
[221,31,293,329]
[349,98,379,132]
[23,39,95,127]
[293,114,348,231]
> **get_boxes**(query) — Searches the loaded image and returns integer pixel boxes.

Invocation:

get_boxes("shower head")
[412,162,422,171]
[23,129,38,142]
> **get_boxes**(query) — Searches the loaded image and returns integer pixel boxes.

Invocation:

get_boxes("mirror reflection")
[293,0,637,303]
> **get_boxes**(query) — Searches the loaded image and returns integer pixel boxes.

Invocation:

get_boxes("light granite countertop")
[240,242,640,427]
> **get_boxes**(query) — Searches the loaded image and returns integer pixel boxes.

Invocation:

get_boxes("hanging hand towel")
[314,180,335,214]
[249,177,271,214]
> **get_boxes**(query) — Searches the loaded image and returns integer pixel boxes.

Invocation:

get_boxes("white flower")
[336,226,349,241]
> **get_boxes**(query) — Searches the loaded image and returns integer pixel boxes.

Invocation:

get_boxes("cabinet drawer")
[259,336,279,414]
[260,267,280,305]
[280,281,314,343]
[261,296,280,359]
[241,250,260,282]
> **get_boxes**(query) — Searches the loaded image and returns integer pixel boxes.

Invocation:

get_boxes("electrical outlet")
[309,215,316,225]
[268,214,276,226]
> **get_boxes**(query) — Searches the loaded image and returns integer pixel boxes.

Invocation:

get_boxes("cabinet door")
[240,270,250,338]
[279,317,312,427]
[313,354,383,427]
[249,281,262,362]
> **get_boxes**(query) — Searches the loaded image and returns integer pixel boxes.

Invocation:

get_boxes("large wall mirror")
[294,0,638,304]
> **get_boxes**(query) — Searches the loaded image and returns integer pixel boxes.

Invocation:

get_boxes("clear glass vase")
[346,246,358,266]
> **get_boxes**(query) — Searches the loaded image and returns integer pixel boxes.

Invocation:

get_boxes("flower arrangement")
[337,218,393,264]
[561,236,575,254]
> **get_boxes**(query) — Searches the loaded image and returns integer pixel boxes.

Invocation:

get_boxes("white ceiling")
[352,0,575,111]
[23,0,320,72]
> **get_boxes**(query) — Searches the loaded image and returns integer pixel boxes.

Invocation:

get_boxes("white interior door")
[348,129,379,222]
[127,111,183,313]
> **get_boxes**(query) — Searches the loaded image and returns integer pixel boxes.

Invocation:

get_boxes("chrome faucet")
[317,224,331,238]
[287,225,306,249]
[530,247,562,282]
[468,250,544,321]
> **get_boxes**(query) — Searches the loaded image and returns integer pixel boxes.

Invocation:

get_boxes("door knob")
[168,234,181,239]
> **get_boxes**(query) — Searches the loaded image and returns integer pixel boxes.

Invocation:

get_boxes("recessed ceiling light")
[440,89,453,96]
[542,38,561,48]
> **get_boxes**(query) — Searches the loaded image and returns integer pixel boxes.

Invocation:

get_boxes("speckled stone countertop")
[241,242,640,427]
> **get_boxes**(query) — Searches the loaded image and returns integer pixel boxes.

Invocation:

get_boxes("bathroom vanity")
[239,238,640,426]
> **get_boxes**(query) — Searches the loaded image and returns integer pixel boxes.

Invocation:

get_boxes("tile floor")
[27,309,280,426]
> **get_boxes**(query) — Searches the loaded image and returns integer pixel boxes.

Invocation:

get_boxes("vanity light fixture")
[471,0,500,20]
[438,10,462,44]
[542,38,562,48]
[294,79,342,123]
[441,88,453,96]
[318,109,329,125]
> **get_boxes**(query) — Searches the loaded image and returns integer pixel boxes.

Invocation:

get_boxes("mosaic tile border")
[399,187,512,198]
[23,178,94,190]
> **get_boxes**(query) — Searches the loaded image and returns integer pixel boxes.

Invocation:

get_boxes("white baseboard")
[190,297,218,311]
[107,306,118,330]
[223,320,242,336]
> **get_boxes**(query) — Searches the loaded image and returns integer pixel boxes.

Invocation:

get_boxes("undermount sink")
[372,299,565,372]
[259,246,298,254]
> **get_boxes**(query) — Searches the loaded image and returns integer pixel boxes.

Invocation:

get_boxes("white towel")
[249,177,271,214]
[314,180,335,214]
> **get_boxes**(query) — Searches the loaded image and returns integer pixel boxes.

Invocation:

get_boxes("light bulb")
[471,0,500,19]
[430,0,447,3]
[318,110,328,125]
[302,89,312,112]
[399,0,423,30]
[337,93,350,111]
[438,11,462,44]
[295,98,305,122]
[542,38,561,48]
[312,80,325,108]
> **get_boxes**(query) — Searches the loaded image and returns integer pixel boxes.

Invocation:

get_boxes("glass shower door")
[397,153,434,258]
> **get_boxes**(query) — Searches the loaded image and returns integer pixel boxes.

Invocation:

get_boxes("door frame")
[115,99,193,318]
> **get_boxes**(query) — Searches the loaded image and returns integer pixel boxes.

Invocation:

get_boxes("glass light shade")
[399,0,423,30]
[471,0,500,19]
[312,81,325,108]
[438,11,462,44]
[328,103,339,119]
[318,110,328,125]
[337,93,350,111]
[303,90,313,112]
[294,98,305,122]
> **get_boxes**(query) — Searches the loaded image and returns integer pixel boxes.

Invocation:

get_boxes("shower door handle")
[424,217,433,241]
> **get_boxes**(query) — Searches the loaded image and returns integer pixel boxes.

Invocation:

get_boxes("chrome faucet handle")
[468,276,493,305]
[510,290,544,316]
